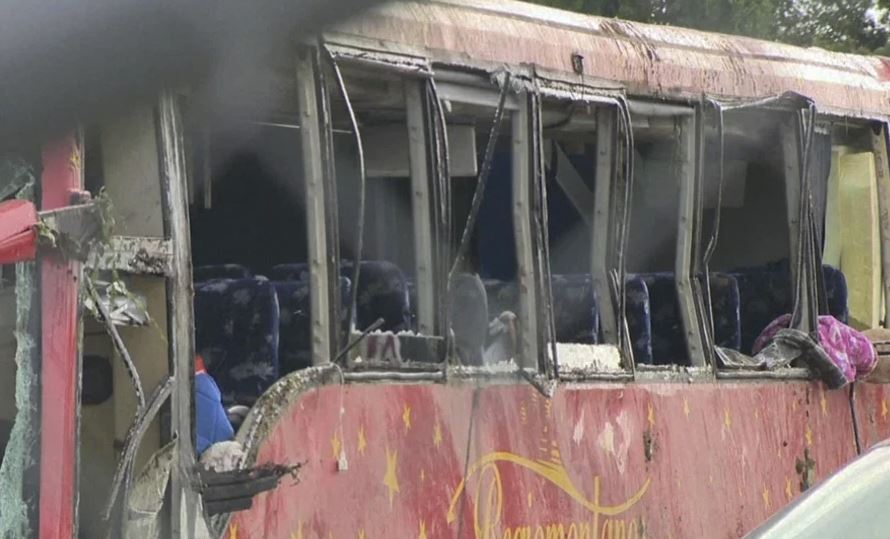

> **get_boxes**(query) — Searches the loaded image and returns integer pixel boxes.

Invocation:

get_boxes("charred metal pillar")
[296,50,333,365]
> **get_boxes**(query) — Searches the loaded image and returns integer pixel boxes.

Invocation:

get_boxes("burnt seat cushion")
[194,277,280,405]
[194,264,251,281]
[625,276,653,365]
[273,277,352,375]
[550,274,599,344]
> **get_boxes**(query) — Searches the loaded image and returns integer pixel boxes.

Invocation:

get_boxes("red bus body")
[224,377,890,538]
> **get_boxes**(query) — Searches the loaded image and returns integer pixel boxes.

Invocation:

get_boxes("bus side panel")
[225,381,890,538]
[39,134,83,539]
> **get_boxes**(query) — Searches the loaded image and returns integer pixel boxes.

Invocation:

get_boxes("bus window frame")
[701,97,823,378]
[533,82,636,380]
[433,70,545,371]
[320,45,449,367]
[296,48,336,367]
[627,101,711,373]
[871,121,890,326]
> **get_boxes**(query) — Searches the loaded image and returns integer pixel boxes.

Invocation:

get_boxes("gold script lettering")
[458,453,651,539]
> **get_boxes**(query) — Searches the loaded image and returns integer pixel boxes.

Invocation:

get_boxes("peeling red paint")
[226,381,890,538]
[38,134,82,539]
[0,199,37,265]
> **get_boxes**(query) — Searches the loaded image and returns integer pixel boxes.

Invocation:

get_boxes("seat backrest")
[271,260,355,282]
[704,273,742,351]
[270,263,310,282]
[194,278,279,405]
[638,273,687,365]
[271,260,410,332]
[550,274,599,344]
[194,264,251,281]
[823,265,849,323]
[273,277,352,374]
[732,268,793,354]
[625,276,653,365]
[732,260,849,354]
[637,272,740,365]
[354,261,411,332]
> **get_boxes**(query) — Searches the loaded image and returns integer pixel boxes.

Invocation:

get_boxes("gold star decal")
[785,478,793,500]
[358,529,366,539]
[357,425,367,456]
[69,147,82,173]
[821,393,828,416]
[433,422,443,449]
[683,397,690,418]
[724,408,732,430]
[402,404,413,432]
[528,492,533,507]
[331,432,342,460]
[420,468,426,482]
[805,424,813,446]
[292,522,304,539]
[230,523,238,539]
[647,402,655,428]
[383,448,401,506]
[882,399,888,420]
[762,487,771,510]
[419,520,428,539]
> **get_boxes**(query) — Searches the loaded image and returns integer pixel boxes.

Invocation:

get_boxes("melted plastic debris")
[199,441,245,473]
[0,176,38,537]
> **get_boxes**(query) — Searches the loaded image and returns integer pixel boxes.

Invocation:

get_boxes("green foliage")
[533,0,890,54]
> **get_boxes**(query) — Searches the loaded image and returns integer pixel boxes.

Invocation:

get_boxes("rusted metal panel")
[331,0,890,118]
[223,378,890,538]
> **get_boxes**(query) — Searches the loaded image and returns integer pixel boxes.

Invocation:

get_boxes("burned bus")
[2,0,890,537]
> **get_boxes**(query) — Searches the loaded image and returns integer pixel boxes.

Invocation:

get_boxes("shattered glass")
[0,166,38,538]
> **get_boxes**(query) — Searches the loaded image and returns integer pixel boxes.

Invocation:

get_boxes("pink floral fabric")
[753,314,877,383]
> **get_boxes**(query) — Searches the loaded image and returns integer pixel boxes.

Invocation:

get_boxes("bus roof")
[330,0,890,118]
